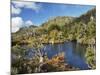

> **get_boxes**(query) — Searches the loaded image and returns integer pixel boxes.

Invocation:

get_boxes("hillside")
[11,7,96,74]
[12,8,96,45]
[41,16,74,27]
[75,7,96,24]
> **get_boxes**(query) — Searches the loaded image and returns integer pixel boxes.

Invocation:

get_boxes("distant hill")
[12,8,96,45]
[75,7,96,24]
[41,16,74,28]
[13,25,37,34]
[13,8,96,34]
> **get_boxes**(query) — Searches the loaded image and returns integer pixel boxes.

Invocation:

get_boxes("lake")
[25,41,89,70]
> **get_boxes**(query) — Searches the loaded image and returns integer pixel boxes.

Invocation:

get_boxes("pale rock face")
[90,16,94,21]
[39,56,43,63]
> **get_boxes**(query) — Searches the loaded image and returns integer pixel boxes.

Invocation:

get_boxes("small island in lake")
[11,1,96,75]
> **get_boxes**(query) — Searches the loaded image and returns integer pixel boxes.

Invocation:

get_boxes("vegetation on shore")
[85,46,96,69]
[11,8,96,74]
[11,52,78,74]
[12,8,96,45]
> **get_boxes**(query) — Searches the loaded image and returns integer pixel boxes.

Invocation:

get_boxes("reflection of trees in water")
[12,42,91,74]
[72,42,87,58]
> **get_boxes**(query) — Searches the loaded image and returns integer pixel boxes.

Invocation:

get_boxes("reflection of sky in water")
[25,42,89,69]
[44,42,88,69]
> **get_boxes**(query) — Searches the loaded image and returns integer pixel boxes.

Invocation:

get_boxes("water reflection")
[43,42,88,69]
[25,42,89,69]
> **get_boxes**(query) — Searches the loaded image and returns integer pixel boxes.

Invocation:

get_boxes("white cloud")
[11,17,23,33]
[25,20,33,26]
[11,5,21,15]
[12,1,41,13]
[11,17,34,33]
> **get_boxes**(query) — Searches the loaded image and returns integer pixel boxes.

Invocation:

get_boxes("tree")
[85,47,96,69]
[47,24,60,32]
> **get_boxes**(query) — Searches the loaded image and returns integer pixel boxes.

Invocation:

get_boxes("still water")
[26,42,89,70]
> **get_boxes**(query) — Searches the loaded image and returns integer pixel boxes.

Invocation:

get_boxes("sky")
[11,1,95,33]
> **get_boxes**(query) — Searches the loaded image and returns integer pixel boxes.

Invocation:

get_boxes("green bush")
[85,46,96,69]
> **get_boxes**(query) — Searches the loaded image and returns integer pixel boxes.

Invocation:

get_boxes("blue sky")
[11,1,95,32]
